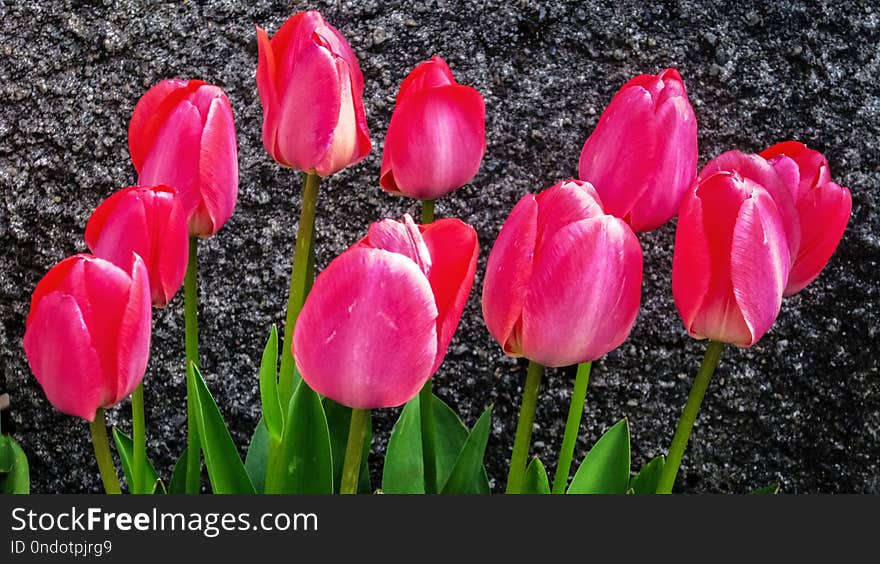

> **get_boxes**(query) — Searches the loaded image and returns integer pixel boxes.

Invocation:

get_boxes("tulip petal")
[381,84,486,199]
[533,180,604,257]
[152,188,189,306]
[113,255,152,404]
[522,216,642,366]
[364,215,432,274]
[194,96,239,236]
[761,140,831,199]
[129,79,203,172]
[395,56,456,104]
[24,292,104,421]
[256,25,282,161]
[294,248,438,409]
[85,190,151,291]
[481,195,538,356]
[672,188,713,339]
[785,182,851,295]
[315,57,361,177]
[421,219,479,374]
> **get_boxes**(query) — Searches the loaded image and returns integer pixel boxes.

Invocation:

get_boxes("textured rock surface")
[1,0,877,493]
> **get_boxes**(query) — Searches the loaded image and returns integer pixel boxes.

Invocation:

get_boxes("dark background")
[1,0,877,493]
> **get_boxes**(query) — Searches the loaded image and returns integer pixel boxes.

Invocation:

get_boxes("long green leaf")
[629,455,665,495]
[244,418,270,494]
[112,428,160,494]
[0,435,13,473]
[750,483,781,494]
[188,363,255,494]
[382,394,490,494]
[442,405,493,494]
[567,418,630,494]
[270,382,333,494]
[168,448,189,495]
[0,436,29,494]
[323,398,372,494]
[259,327,282,440]
[522,457,551,494]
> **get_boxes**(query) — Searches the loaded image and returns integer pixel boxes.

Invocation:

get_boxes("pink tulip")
[380,57,486,200]
[23,254,152,421]
[293,214,478,409]
[256,11,371,176]
[482,180,643,367]
[760,141,852,295]
[85,185,189,308]
[578,68,698,232]
[129,79,239,238]
[672,171,791,347]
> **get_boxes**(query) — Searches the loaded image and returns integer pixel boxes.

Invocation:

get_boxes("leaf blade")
[567,418,631,494]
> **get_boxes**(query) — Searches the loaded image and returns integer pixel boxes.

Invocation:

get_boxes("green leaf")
[0,436,29,494]
[629,455,665,495]
[382,394,490,494]
[0,435,13,473]
[270,381,333,493]
[750,483,781,494]
[112,428,160,494]
[442,405,493,494]
[522,457,551,494]
[323,398,372,494]
[567,418,630,494]
[168,448,189,495]
[188,363,255,494]
[259,327,282,440]
[244,418,270,494]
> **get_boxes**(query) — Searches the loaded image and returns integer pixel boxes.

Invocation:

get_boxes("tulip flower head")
[673,171,791,347]
[129,79,239,238]
[256,11,371,176]
[85,185,189,308]
[482,180,643,367]
[760,141,852,295]
[23,254,152,421]
[578,68,698,232]
[293,214,478,409]
[380,56,486,200]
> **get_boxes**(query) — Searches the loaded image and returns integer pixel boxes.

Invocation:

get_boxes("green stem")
[418,381,438,494]
[506,360,544,494]
[131,382,146,494]
[340,408,370,494]
[656,340,725,494]
[421,198,435,224]
[184,236,201,494]
[89,408,121,494]
[279,172,321,409]
[551,361,592,494]
[263,435,282,494]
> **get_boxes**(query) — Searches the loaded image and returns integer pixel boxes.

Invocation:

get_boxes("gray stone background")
[1,0,877,493]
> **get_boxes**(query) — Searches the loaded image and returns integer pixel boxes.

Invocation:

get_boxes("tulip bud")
[672,171,791,347]
[380,57,486,200]
[760,141,852,295]
[294,214,478,409]
[482,180,643,367]
[256,11,371,176]
[23,254,152,421]
[129,79,239,238]
[578,68,698,232]
[85,185,189,308]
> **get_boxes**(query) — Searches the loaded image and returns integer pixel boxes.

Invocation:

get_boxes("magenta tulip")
[85,185,189,308]
[482,180,643,367]
[673,171,791,347]
[129,79,239,238]
[760,141,852,295]
[380,56,486,200]
[578,68,698,232]
[257,11,371,176]
[293,214,478,409]
[23,254,152,421]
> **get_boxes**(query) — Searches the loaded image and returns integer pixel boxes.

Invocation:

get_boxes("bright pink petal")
[672,187,713,338]
[396,56,456,104]
[481,195,538,357]
[533,180,604,257]
[194,96,239,236]
[521,216,642,366]
[420,219,479,374]
[129,79,200,171]
[85,189,151,288]
[294,248,438,409]
[112,254,152,404]
[381,84,485,199]
[364,214,432,274]
[730,189,790,345]
[151,187,189,306]
[24,292,104,421]
[315,56,363,176]
[256,25,282,163]
[786,182,851,295]
[761,140,831,199]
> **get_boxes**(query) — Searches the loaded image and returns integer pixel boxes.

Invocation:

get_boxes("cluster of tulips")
[14,10,851,495]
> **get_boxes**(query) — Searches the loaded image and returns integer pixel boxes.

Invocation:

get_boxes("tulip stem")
[506,360,544,494]
[340,408,370,494]
[421,199,435,224]
[551,361,592,494]
[279,172,321,411]
[131,382,147,494]
[657,340,725,494]
[89,408,121,494]
[184,236,202,494]
[418,382,439,494]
